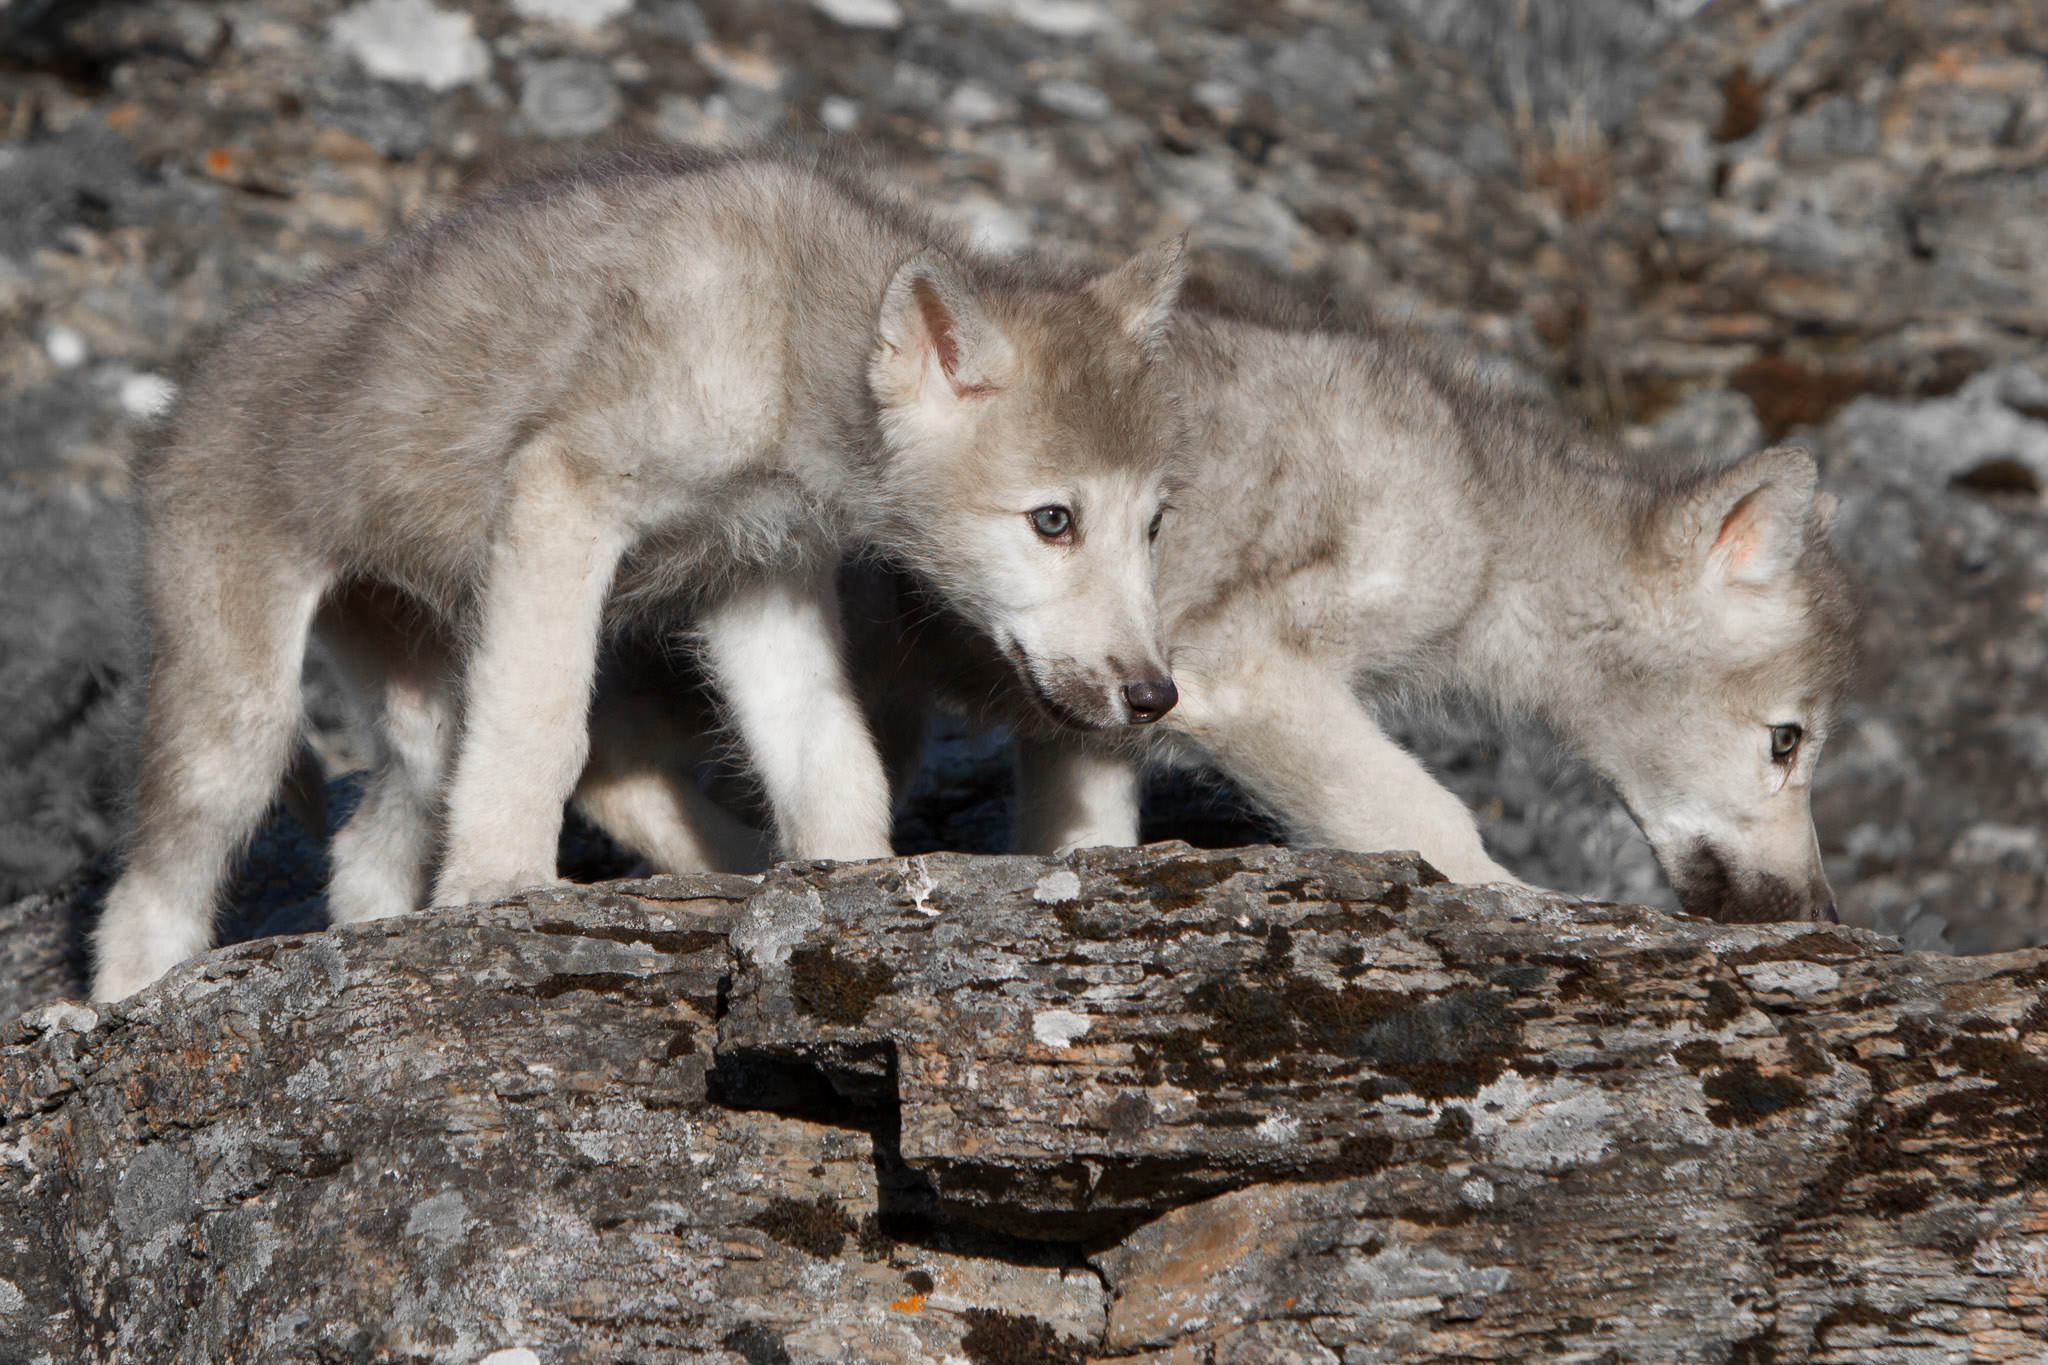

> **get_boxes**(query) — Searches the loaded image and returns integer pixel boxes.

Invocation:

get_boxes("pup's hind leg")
[698,569,894,861]
[433,459,630,907]
[574,664,772,875]
[319,586,458,923]
[93,534,326,1000]
[1012,737,1142,854]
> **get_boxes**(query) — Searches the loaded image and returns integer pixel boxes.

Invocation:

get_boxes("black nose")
[1816,897,1840,925]
[1122,678,1177,723]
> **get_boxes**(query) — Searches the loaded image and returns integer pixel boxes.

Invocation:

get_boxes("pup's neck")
[1440,444,1647,746]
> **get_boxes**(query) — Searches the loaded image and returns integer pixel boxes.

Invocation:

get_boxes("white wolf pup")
[563,297,1859,925]
[94,150,1187,1000]
[950,303,1859,922]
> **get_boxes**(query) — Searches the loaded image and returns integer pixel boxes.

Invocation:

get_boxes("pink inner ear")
[912,278,960,378]
[1712,488,1766,572]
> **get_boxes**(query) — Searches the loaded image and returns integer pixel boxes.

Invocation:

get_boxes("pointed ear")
[1680,446,1820,591]
[871,249,1013,411]
[1084,234,1187,358]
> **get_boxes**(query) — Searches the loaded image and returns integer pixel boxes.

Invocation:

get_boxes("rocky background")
[3,0,2047,956]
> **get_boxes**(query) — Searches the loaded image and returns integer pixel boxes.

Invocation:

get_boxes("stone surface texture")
[3,846,2046,1361]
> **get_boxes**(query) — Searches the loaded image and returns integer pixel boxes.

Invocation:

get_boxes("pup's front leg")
[699,568,894,861]
[1172,651,1524,887]
[434,460,631,907]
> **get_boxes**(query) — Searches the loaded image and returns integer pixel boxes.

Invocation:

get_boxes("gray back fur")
[865,278,1860,921]
[146,147,1180,630]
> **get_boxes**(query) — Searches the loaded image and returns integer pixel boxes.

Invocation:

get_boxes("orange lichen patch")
[889,1293,926,1313]
[204,147,237,178]
[104,103,143,130]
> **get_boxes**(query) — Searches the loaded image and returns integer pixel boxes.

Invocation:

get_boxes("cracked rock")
[4,846,2044,1360]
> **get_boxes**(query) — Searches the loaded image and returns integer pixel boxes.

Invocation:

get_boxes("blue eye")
[1769,724,1803,762]
[1031,505,1073,539]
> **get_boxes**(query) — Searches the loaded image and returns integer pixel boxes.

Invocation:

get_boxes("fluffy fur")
[989,299,1858,921]
[94,149,1188,1000]
[557,285,1860,926]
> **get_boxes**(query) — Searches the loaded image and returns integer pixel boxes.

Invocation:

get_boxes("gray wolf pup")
[564,298,1859,925]
[94,150,1187,1000]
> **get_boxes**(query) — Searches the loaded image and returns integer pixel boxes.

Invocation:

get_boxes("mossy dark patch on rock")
[1257,923,1294,972]
[1334,1133,1395,1176]
[1786,1026,1834,1078]
[1486,962,1546,995]
[1105,1093,1154,1138]
[788,944,894,1027]
[1292,907,1401,935]
[1727,1328,1782,1364]
[856,1212,896,1259]
[958,1307,1088,1365]
[1355,988,1523,1100]
[1813,1300,1913,1344]
[1157,972,1525,1100]
[1714,64,1766,142]
[1774,1099,1931,1232]
[1556,963,1630,1023]
[1863,1177,1935,1218]
[1704,1059,1808,1127]
[722,1323,795,1365]
[746,1194,857,1258]
[1188,974,1405,1067]
[1942,1034,2048,1103]
[1912,1034,2048,1190]
[515,969,679,1002]
[1675,1039,1724,1070]
[1699,978,1747,1027]
[1723,932,1868,966]
[1769,1022,2048,1240]
[1110,853,1249,911]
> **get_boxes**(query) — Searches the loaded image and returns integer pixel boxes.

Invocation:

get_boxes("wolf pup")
[93,150,1186,1000]
[565,301,1859,926]
[964,305,1859,923]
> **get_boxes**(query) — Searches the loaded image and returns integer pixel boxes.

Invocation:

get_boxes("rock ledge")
[3,842,2044,1362]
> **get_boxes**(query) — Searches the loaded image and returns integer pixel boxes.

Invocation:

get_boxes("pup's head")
[1568,446,1859,923]
[867,240,1187,729]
